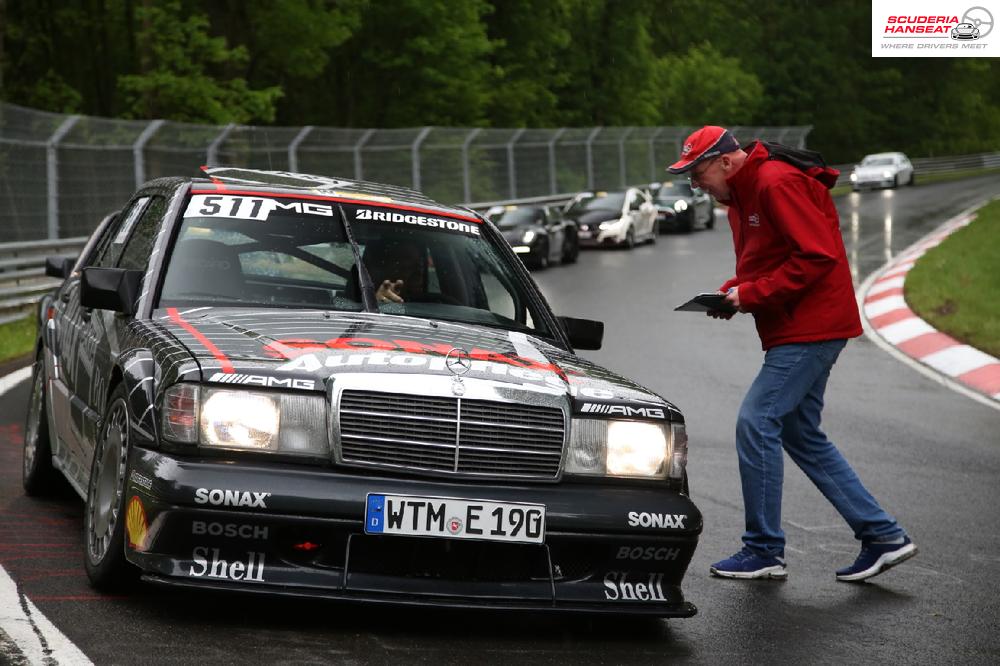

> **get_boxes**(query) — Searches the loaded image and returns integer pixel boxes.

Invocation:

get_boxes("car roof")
[862,152,906,160]
[190,167,474,220]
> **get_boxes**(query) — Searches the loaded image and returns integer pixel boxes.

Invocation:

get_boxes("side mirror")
[45,256,75,279]
[80,267,144,315]
[558,316,604,350]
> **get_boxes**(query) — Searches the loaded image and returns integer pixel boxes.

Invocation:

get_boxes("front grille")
[337,390,565,479]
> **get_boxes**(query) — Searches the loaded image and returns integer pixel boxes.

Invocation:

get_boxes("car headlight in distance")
[673,200,688,212]
[849,173,858,182]
[522,230,536,244]
[883,170,892,178]
[566,418,671,479]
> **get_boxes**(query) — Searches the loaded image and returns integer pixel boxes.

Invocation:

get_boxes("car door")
[636,190,655,237]
[626,190,642,236]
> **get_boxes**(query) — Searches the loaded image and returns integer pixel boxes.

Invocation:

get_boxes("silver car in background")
[850,152,915,191]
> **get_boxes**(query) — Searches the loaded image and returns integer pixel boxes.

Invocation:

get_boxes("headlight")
[882,170,892,178]
[522,230,536,244]
[849,173,858,182]
[566,418,674,479]
[598,218,623,231]
[673,200,688,212]
[161,384,329,457]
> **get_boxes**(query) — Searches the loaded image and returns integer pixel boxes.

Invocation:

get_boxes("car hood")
[151,307,681,420]
[499,225,540,243]
[563,210,622,227]
[855,165,899,177]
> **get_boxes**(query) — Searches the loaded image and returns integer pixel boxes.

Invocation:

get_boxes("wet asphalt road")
[1,174,999,664]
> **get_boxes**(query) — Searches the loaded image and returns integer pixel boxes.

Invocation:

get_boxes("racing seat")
[161,238,246,300]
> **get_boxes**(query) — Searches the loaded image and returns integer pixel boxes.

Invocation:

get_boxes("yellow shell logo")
[126,496,148,551]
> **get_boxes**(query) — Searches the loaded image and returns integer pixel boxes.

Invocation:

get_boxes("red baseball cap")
[667,126,740,174]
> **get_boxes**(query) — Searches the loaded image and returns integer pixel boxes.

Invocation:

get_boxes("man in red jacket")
[668,126,917,581]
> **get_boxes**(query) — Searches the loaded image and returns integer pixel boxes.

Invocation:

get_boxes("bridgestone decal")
[355,208,480,236]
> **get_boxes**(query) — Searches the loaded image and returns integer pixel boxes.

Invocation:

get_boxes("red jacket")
[720,142,862,350]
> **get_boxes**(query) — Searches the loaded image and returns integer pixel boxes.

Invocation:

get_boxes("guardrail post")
[585,127,602,191]
[133,119,165,188]
[461,128,482,203]
[411,127,432,190]
[287,125,314,173]
[354,129,375,181]
[506,128,526,199]
[548,128,567,195]
[46,115,80,239]
[648,127,665,182]
[619,127,635,188]
[206,123,236,167]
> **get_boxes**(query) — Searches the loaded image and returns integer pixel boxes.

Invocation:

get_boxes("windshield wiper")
[336,203,377,313]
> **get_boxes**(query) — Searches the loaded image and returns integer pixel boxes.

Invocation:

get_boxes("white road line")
[0,564,92,665]
[0,366,32,398]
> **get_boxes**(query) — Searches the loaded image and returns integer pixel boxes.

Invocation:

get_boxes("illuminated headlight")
[565,419,673,479]
[673,200,688,212]
[160,384,329,457]
[849,173,858,182]
[522,230,536,244]
[882,170,892,178]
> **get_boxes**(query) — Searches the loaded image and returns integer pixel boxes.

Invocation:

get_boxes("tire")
[706,207,715,230]
[892,175,899,188]
[624,228,635,250]
[23,353,59,496]
[83,384,138,591]
[532,241,549,270]
[562,236,579,264]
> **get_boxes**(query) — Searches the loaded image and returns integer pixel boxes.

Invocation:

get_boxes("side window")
[92,197,150,268]
[118,197,166,271]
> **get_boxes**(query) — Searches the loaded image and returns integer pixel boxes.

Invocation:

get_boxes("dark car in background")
[651,181,714,233]
[24,167,701,617]
[485,203,578,269]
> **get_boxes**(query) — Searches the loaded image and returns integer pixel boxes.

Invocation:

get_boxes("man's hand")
[376,279,405,304]
[724,286,742,312]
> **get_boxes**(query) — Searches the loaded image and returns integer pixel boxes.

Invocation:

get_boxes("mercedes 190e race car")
[24,168,700,616]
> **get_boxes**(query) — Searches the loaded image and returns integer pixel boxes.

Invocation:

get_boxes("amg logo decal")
[188,547,265,582]
[580,403,665,419]
[615,546,682,561]
[627,511,687,529]
[208,372,315,390]
[195,488,271,508]
[603,572,668,601]
[355,208,480,235]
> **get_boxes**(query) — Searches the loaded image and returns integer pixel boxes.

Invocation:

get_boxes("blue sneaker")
[710,547,787,579]
[836,537,918,582]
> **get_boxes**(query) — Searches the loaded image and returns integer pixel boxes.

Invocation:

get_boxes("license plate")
[365,494,545,544]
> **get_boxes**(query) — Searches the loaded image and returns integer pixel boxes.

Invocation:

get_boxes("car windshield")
[488,208,542,229]
[862,157,896,166]
[655,182,694,201]
[158,194,552,337]
[566,192,625,214]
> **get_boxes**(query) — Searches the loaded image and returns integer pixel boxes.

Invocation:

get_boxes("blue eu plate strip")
[366,494,385,533]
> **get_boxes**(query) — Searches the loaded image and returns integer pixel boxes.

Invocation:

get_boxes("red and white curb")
[858,200,1000,411]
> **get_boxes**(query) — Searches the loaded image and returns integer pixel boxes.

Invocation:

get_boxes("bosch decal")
[616,546,682,561]
[603,572,669,601]
[354,208,480,235]
[192,521,270,541]
[628,512,688,529]
[188,547,266,582]
[194,488,271,508]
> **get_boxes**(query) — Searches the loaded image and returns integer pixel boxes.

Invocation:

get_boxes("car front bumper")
[576,226,626,246]
[125,447,702,616]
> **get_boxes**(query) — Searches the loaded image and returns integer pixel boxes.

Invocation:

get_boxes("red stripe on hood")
[166,308,235,374]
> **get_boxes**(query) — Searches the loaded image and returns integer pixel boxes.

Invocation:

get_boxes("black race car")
[651,181,714,233]
[485,204,579,269]
[24,167,700,616]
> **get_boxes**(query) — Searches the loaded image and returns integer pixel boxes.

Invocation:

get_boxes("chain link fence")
[0,101,812,243]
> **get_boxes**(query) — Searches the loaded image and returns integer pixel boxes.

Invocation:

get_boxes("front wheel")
[23,354,59,496]
[624,228,635,250]
[562,236,579,264]
[83,384,138,590]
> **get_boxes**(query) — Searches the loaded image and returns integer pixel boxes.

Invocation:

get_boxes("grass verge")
[0,315,37,365]
[905,199,1000,358]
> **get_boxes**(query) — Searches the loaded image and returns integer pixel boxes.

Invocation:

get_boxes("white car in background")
[564,188,657,249]
[850,152,915,191]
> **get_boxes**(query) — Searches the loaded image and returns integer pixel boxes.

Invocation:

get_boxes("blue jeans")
[736,339,905,557]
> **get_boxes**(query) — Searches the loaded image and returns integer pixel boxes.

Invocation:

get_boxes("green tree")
[117,1,281,123]
[657,43,762,126]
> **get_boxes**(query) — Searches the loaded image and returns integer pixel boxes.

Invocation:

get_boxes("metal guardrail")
[0,237,86,325]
